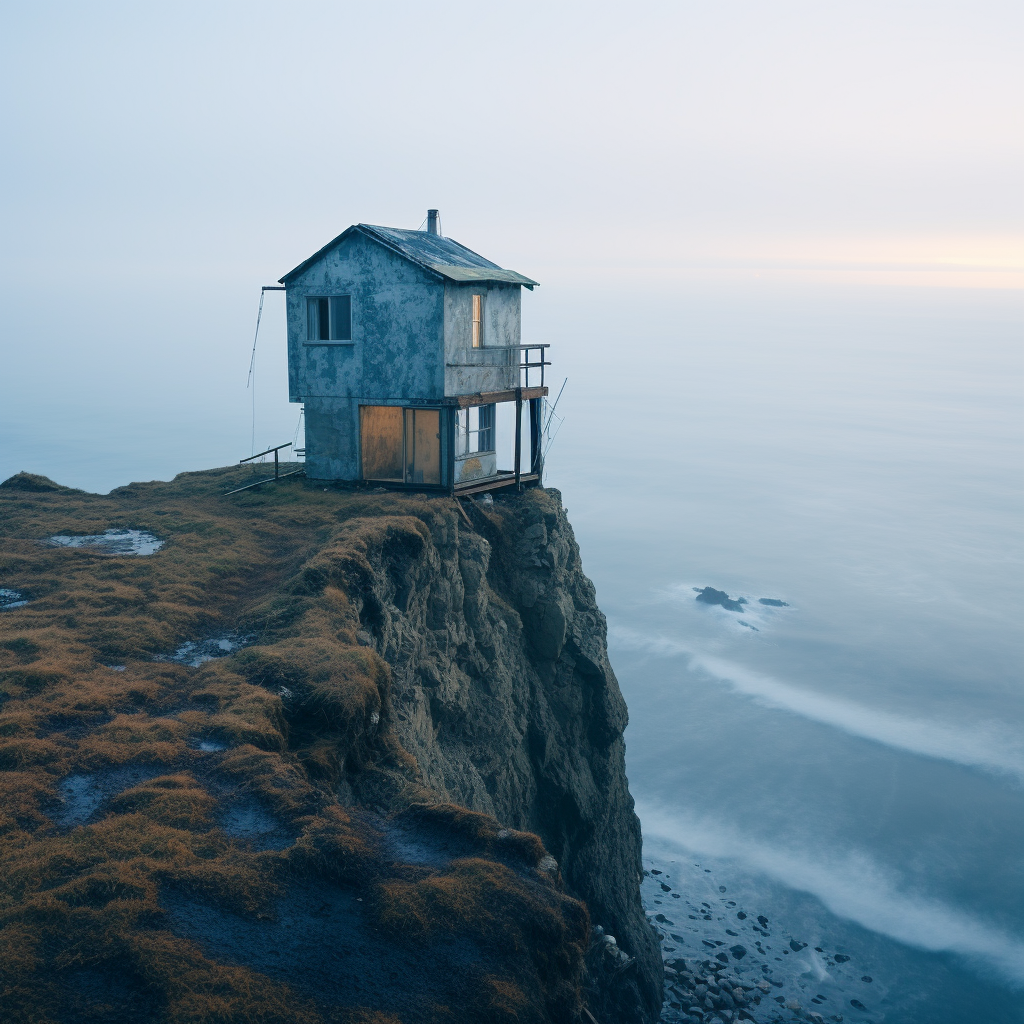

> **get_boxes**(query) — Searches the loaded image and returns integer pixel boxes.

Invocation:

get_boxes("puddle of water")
[0,588,29,610]
[155,634,249,668]
[47,529,164,556]
[195,739,228,753]
[57,775,106,826]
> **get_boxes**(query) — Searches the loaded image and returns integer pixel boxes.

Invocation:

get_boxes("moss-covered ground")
[0,467,587,1024]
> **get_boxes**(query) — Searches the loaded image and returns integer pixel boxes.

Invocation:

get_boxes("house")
[279,211,549,494]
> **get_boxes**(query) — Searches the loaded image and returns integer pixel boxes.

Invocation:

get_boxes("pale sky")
[2,0,1021,287]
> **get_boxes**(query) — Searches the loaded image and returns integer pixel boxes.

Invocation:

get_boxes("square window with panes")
[306,296,352,342]
[456,404,495,456]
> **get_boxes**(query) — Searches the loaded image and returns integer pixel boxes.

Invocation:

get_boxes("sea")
[1,275,1021,1023]
[542,279,1024,1024]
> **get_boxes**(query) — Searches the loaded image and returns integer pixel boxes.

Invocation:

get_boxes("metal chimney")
[426,209,439,235]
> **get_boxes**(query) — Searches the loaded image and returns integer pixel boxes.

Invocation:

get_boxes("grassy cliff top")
[0,467,587,1024]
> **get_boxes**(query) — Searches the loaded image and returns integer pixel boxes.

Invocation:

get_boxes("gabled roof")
[278,223,538,289]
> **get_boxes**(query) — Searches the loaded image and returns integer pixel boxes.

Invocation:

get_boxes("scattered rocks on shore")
[643,859,879,1023]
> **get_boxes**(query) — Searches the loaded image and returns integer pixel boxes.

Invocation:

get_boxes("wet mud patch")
[217,796,296,851]
[380,814,482,868]
[53,965,163,1024]
[46,529,164,556]
[53,765,168,828]
[162,877,498,1021]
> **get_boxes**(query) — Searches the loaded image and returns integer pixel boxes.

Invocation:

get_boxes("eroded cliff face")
[341,487,663,1023]
[0,469,660,1024]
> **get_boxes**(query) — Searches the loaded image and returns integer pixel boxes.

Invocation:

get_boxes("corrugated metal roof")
[278,223,538,289]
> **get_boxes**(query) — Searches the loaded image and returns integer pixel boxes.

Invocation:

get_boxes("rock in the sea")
[850,998,868,1010]
[694,587,747,612]
[789,939,807,952]
[834,953,850,963]
[729,945,747,960]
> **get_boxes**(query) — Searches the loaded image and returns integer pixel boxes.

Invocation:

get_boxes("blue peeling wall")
[443,283,521,395]
[286,232,445,481]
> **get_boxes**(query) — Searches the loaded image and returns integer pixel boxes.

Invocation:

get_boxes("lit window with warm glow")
[471,294,483,348]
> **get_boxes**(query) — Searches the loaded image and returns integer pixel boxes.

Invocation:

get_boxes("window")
[306,295,352,342]
[456,404,495,457]
[471,293,483,348]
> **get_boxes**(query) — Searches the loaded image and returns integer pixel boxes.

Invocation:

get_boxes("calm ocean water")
[543,281,1024,1023]
[2,277,1021,1022]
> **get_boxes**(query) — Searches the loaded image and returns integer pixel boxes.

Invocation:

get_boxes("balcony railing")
[446,343,551,388]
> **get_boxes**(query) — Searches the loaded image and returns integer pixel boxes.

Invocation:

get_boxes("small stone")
[834,953,850,963]
[736,911,747,919]
[729,945,747,960]
[850,998,867,1011]
[861,976,872,983]
[786,999,801,1011]
[789,939,807,952]
[757,915,769,928]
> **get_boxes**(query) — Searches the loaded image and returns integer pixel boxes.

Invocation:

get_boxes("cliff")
[0,468,662,1024]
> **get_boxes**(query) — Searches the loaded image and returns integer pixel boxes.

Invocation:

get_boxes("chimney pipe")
[426,209,439,235]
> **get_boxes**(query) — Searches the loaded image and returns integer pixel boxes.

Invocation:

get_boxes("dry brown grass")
[0,467,587,1022]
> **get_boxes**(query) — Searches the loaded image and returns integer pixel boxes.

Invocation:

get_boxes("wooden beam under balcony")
[447,386,548,409]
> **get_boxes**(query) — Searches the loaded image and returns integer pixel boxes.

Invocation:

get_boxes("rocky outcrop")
[340,487,663,1023]
[0,468,660,1024]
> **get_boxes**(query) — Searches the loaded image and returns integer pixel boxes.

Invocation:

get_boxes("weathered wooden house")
[279,211,548,493]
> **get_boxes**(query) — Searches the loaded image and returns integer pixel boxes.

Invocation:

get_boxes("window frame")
[471,293,484,348]
[455,403,496,458]
[304,294,353,345]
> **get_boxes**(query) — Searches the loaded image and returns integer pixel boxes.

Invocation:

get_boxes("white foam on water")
[611,626,1024,784]
[638,800,1024,987]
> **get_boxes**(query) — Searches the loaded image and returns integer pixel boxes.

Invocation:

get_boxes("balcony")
[446,343,551,388]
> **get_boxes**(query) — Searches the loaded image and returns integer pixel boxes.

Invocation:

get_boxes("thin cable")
[247,290,266,456]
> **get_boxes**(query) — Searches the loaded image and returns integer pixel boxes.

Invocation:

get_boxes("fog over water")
[548,282,1024,1022]
[2,3,1022,1022]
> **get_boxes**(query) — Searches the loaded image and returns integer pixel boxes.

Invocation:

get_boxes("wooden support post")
[274,448,279,480]
[514,387,523,488]
[529,397,542,480]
